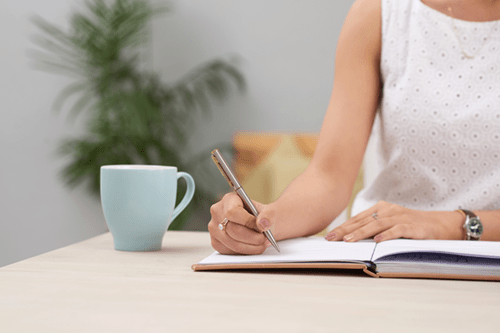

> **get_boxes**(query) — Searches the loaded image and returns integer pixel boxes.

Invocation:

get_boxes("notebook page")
[198,237,376,265]
[372,239,500,262]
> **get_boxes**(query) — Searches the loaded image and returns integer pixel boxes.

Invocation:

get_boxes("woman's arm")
[269,0,383,241]
[207,0,384,254]
[325,202,500,242]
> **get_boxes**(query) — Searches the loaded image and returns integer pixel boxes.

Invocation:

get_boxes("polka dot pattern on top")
[352,0,500,214]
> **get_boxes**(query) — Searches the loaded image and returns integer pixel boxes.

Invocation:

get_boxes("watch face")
[468,217,483,237]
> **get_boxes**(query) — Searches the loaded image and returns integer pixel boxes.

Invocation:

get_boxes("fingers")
[225,222,267,245]
[210,227,269,255]
[348,207,380,224]
[325,201,420,242]
[374,223,428,242]
[340,218,394,242]
[210,237,237,255]
[325,210,380,241]
[208,220,268,254]
[208,193,270,255]
[256,205,277,233]
[222,193,259,231]
[326,215,384,242]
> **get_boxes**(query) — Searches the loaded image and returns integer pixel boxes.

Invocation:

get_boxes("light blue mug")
[100,165,195,251]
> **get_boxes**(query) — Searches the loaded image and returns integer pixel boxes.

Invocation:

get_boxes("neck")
[426,0,500,22]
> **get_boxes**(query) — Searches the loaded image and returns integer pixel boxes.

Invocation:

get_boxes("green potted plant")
[30,0,244,229]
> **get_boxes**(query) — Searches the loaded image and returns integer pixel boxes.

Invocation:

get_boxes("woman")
[208,0,500,255]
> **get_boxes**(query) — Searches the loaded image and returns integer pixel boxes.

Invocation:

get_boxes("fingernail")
[325,232,336,241]
[344,234,354,242]
[259,219,270,231]
[374,235,383,242]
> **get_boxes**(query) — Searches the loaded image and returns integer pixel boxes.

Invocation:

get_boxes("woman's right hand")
[208,193,273,255]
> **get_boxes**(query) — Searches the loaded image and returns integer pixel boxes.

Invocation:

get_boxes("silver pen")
[211,149,281,253]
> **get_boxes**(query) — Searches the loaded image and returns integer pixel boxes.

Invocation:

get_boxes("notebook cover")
[192,262,500,281]
[191,262,375,275]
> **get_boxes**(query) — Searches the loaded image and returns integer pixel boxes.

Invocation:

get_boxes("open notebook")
[192,237,500,281]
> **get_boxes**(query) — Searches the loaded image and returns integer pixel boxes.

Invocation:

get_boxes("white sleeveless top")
[352,0,500,215]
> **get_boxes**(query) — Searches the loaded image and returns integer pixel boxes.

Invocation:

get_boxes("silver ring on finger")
[372,213,378,220]
[218,218,229,231]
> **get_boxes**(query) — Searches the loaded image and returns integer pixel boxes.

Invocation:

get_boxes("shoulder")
[347,0,414,25]
[347,0,381,23]
[339,0,382,61]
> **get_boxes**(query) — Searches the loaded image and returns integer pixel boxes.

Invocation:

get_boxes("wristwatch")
[456,209,483,241]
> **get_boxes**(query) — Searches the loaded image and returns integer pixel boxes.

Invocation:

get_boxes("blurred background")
[0,0,356,267]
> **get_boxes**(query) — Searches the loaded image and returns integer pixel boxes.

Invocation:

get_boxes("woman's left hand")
[325,201,466,242]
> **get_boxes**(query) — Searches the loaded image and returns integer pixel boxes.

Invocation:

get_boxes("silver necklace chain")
[447,5,498,59]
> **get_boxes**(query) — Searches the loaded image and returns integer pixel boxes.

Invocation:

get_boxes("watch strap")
[456,209,481,241]
[461,209,477,218]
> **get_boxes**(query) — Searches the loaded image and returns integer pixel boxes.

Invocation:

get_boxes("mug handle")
[171,172,196,221]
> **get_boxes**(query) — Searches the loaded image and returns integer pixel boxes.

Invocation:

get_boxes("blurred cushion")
[233,132,317,204]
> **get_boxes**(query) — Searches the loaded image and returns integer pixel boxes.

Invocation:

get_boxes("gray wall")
[0,0,355,267]
[152,1,354,153]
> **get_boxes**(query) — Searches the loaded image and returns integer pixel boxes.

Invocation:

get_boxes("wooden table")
[0,231,499,333]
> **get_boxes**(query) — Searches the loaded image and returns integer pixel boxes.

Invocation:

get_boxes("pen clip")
[211,149,241,190]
